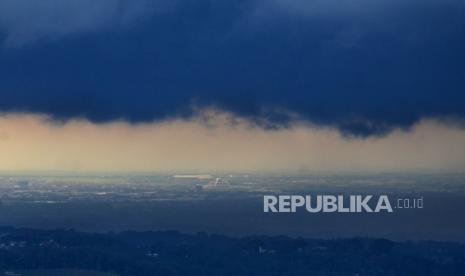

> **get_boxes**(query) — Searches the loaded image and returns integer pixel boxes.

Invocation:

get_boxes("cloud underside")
[0,0,464,137]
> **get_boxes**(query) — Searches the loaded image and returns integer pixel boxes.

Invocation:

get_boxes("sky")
[1,114,465,173]
[0,0,464,173]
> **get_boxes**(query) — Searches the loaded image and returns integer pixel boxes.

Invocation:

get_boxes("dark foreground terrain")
[0,226,464,276]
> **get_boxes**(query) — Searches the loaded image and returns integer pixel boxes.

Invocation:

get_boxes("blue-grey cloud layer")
[0,0,464,136]
[0,0,167,46]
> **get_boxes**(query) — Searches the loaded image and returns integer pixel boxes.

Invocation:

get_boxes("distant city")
[1,172,465,241]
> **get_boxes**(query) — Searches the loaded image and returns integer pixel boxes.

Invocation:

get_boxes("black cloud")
[0,0,464,136]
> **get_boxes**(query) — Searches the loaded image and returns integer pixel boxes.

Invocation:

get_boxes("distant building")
[203,177,228,189]
[173,174,213,180]
[173,174,213,185]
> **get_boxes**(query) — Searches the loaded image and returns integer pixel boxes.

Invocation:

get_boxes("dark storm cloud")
[0,0,174,46]
[0,0,464,136]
